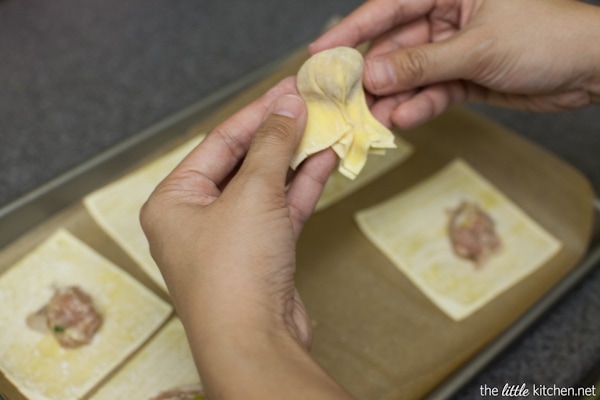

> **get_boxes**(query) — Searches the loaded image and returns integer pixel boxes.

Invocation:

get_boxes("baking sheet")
[0,47,597,399]
[294,107,595,399]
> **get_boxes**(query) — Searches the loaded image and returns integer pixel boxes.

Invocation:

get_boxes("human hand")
[310,0,600,129]
[140,78,353,399]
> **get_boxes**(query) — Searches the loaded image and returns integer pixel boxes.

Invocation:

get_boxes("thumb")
[363,35,474,95]
[238,93,307,184]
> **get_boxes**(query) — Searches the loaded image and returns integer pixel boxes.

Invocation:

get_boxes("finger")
[369,90,418,127]
[389,81,469,129]
[174,77,298,186]
[237,94,307,185]
[289,288,313,349]
[286,148,337,238]
[479,89,592,112]
[309,0,436,53]
[367,17,430,57]
[363,33,476,95]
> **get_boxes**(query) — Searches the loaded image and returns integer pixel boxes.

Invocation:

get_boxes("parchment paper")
[0,48,595,400]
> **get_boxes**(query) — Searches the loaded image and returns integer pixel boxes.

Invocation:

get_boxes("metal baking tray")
[1,49,599,399]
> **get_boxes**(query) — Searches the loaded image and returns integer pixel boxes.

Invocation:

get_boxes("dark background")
[1,0,599,398]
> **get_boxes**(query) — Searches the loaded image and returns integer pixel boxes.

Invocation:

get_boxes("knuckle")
[398,47,429,83]
[257,117,295,145]
[139,195,159,236]
[211,123,247,161]
[138,181,177,235]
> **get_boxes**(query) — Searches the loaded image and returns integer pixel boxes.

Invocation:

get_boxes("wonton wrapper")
[292,47,397,179]
[90,318,202,400]
[0,230,171,400]
[316,137,413,212]
[354,159,562,320]
[84,135,205,292]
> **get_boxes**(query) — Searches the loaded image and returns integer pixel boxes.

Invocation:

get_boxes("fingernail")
[272,94,305,119]
[365,58,397,91]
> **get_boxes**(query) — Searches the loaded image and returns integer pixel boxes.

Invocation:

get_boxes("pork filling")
[26,285,103,348]
[447,201,502,267]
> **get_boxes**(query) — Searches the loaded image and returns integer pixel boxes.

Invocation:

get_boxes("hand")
[310,0,600,128]
[140,77,353,399]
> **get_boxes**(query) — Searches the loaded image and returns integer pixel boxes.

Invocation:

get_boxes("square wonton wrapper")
[84,135,205,292]
[90,318,202,400]
[354,159,562,320]
[0,230,172,400]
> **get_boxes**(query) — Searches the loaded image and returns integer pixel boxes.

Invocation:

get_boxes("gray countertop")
[1,0,599,398]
